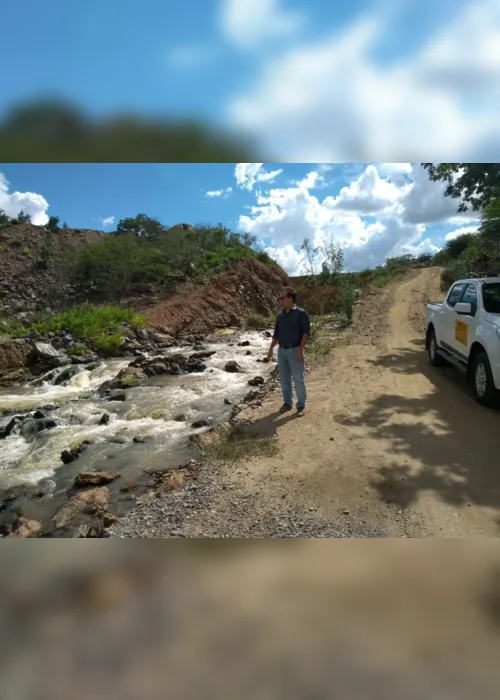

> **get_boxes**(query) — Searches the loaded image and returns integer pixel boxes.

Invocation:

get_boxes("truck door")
[442,282,466,351]
[449,282,478,357]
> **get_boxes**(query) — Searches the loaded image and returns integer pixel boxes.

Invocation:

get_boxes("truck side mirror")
[455,302,472,315]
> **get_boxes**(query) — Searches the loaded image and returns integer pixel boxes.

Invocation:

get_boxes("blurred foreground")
[1,540,500,698]
[0,98,261,162]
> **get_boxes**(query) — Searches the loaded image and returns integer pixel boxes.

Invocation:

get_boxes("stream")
[0,329,274,531]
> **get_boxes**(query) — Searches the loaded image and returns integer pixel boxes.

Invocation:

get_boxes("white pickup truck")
[426,277,500,407]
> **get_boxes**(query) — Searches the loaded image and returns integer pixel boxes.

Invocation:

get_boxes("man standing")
[267,287,310,417]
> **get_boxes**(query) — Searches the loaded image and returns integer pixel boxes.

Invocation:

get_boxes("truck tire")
[427,328,445,367]
[471,352,499,407]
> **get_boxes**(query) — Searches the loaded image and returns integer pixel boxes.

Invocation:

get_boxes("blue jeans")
[278,347,306,409]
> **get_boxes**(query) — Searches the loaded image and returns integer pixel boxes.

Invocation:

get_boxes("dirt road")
[117,267,500,538]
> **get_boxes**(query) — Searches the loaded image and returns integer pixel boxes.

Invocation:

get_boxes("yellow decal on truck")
[455,320,468,345]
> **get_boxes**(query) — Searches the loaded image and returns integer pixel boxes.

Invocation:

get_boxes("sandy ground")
[177,267,500,538]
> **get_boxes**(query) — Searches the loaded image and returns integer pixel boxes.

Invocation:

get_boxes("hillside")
[0,223,106,320]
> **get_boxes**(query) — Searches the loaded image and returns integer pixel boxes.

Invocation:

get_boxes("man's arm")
[295,311,310,360]
[267,317,279,361]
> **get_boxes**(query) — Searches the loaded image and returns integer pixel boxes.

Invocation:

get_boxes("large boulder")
[54,365,83,385]
[74,471,120,487]
[0,339,34,384]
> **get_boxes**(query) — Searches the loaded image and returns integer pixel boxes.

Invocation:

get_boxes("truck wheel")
[427,329,445,367]
[471,352,499,407]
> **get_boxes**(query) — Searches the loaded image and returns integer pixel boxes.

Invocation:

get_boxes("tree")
[300,237,320,276]
[0,209,9,229]
[116,213,164,241]
[47,215,60,230]
[16,210,31,224]
[421,163,500,212]
[478,196,500,247]
[322,237,344,278]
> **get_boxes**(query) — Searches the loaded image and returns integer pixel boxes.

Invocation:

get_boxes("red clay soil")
[146,258,289,336]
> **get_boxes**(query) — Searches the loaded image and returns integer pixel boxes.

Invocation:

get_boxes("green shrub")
[94,333,124,356]
[68,342,87,356]
[247,314,274,330]
[339,281,356,323]
[0,245,5,253]
[22,247,30,255]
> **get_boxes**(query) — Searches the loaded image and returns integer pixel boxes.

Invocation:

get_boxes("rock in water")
[224,360,241,373]
[99,413,110,425]
[60,440,92,464]
[248,376,265,386]
[74,471,121,487]
[54,365,83,385]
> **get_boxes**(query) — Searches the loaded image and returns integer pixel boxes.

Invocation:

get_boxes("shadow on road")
[338,338,500,528]
[238,410,298,439]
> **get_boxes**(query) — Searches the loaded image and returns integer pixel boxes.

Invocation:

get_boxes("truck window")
[446,283,465,307]
[482,283,500,314]
[461,284,478,315]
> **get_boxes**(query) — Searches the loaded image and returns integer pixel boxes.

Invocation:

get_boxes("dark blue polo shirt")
[273,306,311,348]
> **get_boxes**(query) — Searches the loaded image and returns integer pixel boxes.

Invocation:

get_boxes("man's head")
[280,287,297,311]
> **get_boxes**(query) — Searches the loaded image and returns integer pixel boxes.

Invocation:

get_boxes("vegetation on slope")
[68,217,276,299]
[0,98,260,162]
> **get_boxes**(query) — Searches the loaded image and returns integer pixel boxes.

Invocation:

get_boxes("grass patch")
[119,377,141,388]
[68,343,87,356]
[149,409,169,420]
[22,247,30,255]
[0,245,5,253]
[247,313,274,330]
[10,238,23,248]
[202,425,279,463]
[94,333,123,356]
[17,304,145,355]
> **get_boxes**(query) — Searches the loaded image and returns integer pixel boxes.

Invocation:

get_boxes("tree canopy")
[421,163,500,212]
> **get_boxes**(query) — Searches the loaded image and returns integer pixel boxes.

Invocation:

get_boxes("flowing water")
[0,330,274,508]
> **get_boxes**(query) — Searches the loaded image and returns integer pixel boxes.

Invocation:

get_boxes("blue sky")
[1,0,497,161]
[0,162,480,274]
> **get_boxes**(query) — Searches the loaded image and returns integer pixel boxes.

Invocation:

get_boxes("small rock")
[245,350,252,355]
[99,413,110,425]
[248,376,265,387]
[135,328,150,342]
[224,398,232,405]
[103,513,119,527]
[106,390,127,402]
[224,361,241,373]
[133,435,153,444]
[191,418,213,429]
[109,436,128,444]
[6,517,42,538]
[173,413,187,422]
[238,340,250,347]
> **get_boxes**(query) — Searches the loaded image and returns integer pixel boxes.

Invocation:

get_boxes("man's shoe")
[279,403,293,413]
[296,407,305,417]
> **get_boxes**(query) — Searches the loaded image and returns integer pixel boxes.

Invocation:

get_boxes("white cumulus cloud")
[227,0,500,161]
[444,225,480,242]
[0,173,49,225]
[237,162,471,273]
[101,216,115,229]
[234,163,283,191]
[205,187,233,198]
[220,0,304,49]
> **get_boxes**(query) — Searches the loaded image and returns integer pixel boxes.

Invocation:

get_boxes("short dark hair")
[282,286,297,302]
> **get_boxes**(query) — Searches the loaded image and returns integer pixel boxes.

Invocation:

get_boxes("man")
[267,286,310,417]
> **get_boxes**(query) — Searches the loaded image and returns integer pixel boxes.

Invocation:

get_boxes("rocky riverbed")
[0,327,276,537]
